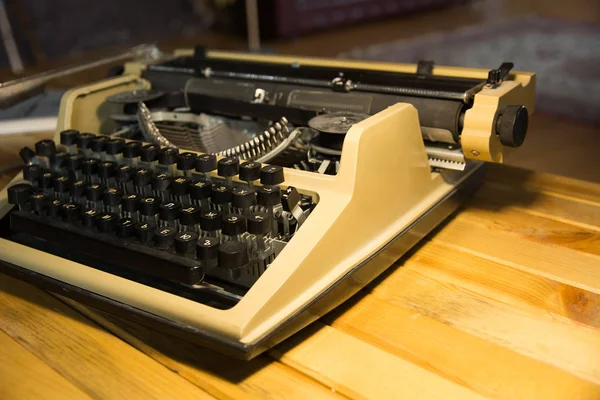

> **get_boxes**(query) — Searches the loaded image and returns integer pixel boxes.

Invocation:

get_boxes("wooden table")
[1,134,599,399]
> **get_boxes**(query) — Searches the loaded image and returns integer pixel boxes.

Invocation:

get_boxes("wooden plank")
[324,293,600,400]
[0,275,215,400]
[271,323,486,400]
[364,246,600,384]
[0,330,92,400]
[431,217,600,294]
[455,207,600,257]
[486,164,600,205]
[59,297,345,400]
[473,182,600,232]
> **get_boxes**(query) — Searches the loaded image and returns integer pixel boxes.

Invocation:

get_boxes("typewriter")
[0,47,535,359]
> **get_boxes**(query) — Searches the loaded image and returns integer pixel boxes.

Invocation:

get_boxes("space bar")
[9,211,203,285]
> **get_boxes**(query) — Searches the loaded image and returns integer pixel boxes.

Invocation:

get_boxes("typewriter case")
[0,49,535,359]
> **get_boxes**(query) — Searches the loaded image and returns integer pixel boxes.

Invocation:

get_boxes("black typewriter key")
[211,184,231,211]
[222,214,247,237]
[217,241,249,272]
[81,158,100,182]
[133,168,152,194]
[159,201,181,225]
[260,165,284,186]
[53,175,70,198]
[174,231,198,254]
[75,132,96,149]
[29,192,50,213]
[49,199,64,217]
[140,144,160,163]
[139,196,161,217]
[40,171,55,190]
[104,138,125,157]
[196,236,219,269]
[62,203,82,223]
[134,221,156,244]
[217,157,239,187]
[195,154,217,181]
[158,148,179,175]
[7,183,33,209]
[97,212,118,232]
[19,147,36,164]
[103,187,122,207]
[64,154,83,173]
[69,179,86,201]
[123,141,142,163]
[50,151,67,170]
[154,226,177,249]
[82,208,100,227]
[85,183,105,203]
[189,180,211,208]
[178,205,202,228]
[256,185,281,207]
[177,152,196,175]
[98,161,117,181]
[199,209,222,235]
[122,193,141,220]
[90,135,109,154]
[248,212,271,236]
[152,172,172,201]
[232,186,256,213]
[239,161,261,188]
[60,129,79,148]
[23,165,43,187]
[172,176,191,196]
[35,139,57,157]
[116,218,135,238]
[281,186,302,212]
[116,164,134,189]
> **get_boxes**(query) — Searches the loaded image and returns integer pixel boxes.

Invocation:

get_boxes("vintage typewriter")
[0,47,535,359]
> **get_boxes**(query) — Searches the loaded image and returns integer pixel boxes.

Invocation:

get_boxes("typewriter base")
[0,164,485,359]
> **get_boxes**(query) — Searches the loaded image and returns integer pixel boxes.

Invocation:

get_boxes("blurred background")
[1,0,599,182]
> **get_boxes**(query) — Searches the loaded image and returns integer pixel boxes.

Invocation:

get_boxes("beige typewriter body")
[0,50,535,358]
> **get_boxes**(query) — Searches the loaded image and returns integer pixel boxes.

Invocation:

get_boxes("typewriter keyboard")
[5,132,317,298]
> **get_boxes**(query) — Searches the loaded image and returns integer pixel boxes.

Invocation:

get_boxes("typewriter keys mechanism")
[0,47,536,359]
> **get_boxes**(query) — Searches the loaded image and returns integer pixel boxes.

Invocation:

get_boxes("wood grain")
[0,275,215,400]
[0,330,92,400]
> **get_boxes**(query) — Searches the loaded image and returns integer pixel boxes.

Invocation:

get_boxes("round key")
[97,212,118,232]
[62,203,82,223]
[75,132,96,149]
[23,165,43,183]
[103,187,122,206]
[19,147,36,163]
[189,180,211,200]
[199,210,222,231]
[239,161,261,182]
[85,183,105,202]
[134,221,156,244]
[116,164,133,182]
[211,184,231,205]
[60,129,79,146]
[153,226,177,249]
[122,193,141,213]
[222,214,247,236]
[175,231,198,254]
[256,185,281,207]
[40,171,55,189]
[81,158,100,176]
[90,136,109,152]
[98,161,117,179]
[123,141,142,159]
[139,196,161,216]
[133,168,152,187]
[35,139,56,157]
[260,165,284,185]
[157,148,179,166]
[7,183,33,206]
[171,176,190,196]
[217,241,249,270]
[49,199,64,217]
[30,192,50,212]
[64,154,83,171]
[178,205,202,226]
[196,236,219,260]
[50,151,67,168]
[116,218,135,238]
[232,186,256,209]
[217,157,239,177]
[195,154,217,173]
[177,152,196,171]
[159,201,181,223]
[69,179,86,198]
[248,212,271,235]
[140,144,160,162]
[53,175,70,194]
[104,139,125,155]
[152,173,172,192]
[82,208,100,227]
